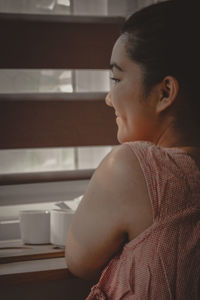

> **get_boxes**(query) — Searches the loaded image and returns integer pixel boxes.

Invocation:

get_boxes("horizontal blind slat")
[0,93,118,149]
[0,14,124,69]
[0,169,94,186]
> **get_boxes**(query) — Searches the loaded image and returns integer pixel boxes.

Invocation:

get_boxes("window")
[0,69,113,241]
[0,0,139,16]
[0,69,111,175]
[0,0,160,240]
[0,0,71,15]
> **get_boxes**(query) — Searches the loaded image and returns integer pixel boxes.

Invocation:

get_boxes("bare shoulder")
[94,143,149,203]
[65,143,153,279]
[85,143,153,239]
[99,143,145,183]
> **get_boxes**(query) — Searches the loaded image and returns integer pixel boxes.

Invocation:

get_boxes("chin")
[117,132,124,144]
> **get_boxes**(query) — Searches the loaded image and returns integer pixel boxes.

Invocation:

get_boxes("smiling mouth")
[115,113,120,124]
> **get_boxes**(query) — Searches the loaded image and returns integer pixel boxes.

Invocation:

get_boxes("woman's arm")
[65,144,152,279]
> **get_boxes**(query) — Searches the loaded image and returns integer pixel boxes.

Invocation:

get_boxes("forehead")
[110,35,129,68]
[110,35,144,80]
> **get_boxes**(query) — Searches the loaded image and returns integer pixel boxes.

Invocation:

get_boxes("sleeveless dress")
[85,141,200,300]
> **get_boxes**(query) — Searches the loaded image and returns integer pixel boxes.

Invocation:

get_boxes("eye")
[110,77,120,84]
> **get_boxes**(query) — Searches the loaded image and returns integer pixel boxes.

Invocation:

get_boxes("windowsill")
[0,239,95,300]
[0,258,70,285]
[0,239,71,285]
[0,239,96,300]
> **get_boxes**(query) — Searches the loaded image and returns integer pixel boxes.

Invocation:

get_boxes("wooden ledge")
[0,240,68,284]
[0,266,70,285]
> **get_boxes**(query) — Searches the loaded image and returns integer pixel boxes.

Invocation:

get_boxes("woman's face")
[106,35,159,144]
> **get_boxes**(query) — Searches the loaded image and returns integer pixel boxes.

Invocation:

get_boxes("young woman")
[66,1,200,299]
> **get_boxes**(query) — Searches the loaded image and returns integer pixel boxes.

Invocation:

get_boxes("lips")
[115,112,121,125]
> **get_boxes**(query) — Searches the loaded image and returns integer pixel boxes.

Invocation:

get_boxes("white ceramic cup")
[50,209,74,247]
[19,210,50,244]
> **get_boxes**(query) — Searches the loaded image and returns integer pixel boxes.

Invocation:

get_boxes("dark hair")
[121,0,200,131]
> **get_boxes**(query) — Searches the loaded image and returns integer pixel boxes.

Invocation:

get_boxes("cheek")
[111,85,132,112]
[111,84,123,101]
[110,80,143,117]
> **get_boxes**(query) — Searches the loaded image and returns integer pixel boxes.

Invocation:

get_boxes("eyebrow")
[110,63,123,72]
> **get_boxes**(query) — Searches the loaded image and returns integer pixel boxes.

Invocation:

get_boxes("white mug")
[19,210,50,244]
[50,209,74,247]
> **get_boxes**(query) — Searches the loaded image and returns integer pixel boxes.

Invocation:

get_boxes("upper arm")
[65,144,152,279]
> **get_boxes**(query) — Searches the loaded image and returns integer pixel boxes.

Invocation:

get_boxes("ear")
[156,76,179,113]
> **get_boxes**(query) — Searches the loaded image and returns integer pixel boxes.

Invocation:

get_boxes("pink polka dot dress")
[86,141,200,300]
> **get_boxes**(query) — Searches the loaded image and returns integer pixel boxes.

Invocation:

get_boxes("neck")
[154,121,200,149]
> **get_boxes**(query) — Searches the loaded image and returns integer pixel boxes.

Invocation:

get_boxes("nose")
[105,91,113,107]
